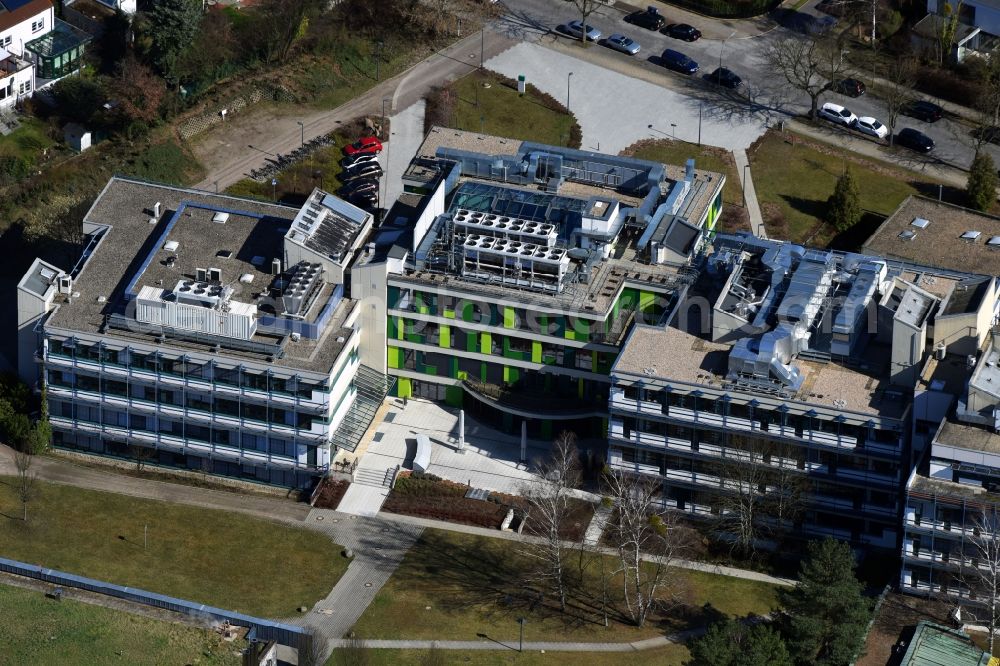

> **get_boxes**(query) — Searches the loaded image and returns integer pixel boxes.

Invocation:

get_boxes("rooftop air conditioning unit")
[271,258,282,275]
[208,267,222,283]
[196,268,207,282]
[58,275,72,295]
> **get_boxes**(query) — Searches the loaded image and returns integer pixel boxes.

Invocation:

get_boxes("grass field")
[0,117,55,161]
[121,134,207,186]
[327,645,690,666]
[351,529,779,642]
[749,130,932,248]
[0,583,245,665]
[624,138,749,234]
[0,477,346,617]
[441,70,580,147]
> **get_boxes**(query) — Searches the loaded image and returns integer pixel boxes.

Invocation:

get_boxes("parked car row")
[340,136,384,210]
[818,102,936,153]
[624,7,701,41]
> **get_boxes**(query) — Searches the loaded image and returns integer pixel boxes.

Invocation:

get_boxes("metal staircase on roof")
[330,365,394,453]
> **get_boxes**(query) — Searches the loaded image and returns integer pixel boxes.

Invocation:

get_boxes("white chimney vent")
[153,202,161,217]
[58,275,72,295]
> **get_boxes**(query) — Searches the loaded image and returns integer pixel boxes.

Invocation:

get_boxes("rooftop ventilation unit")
[163,240,179,252]
[196,268,207,282]
[208,267,222,283]
[239,273,254,284]
[898,230,917,241]
[272,258,282,275]
[153,202,161,218]
[281,261,324,316]
[988,237,1000,248]
[961,230,982,241]
[58,275,72,295]
[212,212,230,224]
[910,217,930,229]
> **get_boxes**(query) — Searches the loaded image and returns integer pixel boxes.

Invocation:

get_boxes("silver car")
[605,33,640,55]
[565,20,601,41]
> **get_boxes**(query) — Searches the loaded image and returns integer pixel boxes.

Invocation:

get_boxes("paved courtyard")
[353,398,595,497]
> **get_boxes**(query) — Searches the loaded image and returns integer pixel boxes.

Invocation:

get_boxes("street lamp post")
[698,103,703,147]
[670,123,677,140]
[517,618,526,653]
[566,72,573,114]
[297,121,304,148]
[480,27,485,69]
[271,178,277,201]
[718,30,737,71]
[381,98,388,138]
[742,163,749,209]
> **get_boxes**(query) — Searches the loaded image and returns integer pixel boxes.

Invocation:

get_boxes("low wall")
[0,556,311,651]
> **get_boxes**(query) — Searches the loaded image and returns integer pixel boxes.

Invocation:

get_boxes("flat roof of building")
[864,196,1000,276]
[935,419,1000,454]
[614,325,905,417]
[45,178,355,373]
[910,474,1000,506]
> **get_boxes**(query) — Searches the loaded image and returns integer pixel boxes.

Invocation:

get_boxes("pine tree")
[826,167,862,232]
[779,538,872,666]
[967,151,998,212]
[147,0,203,83]
[687,618,793,666]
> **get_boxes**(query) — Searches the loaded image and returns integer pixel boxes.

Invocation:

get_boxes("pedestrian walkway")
[329,630,700,652]
[732,148,767,238]
[583,502,612,548]
[290,511,423,663]
[336,467,392,517]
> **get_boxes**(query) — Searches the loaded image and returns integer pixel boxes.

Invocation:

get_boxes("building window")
[31,19,43,33]
[18,80,30,95]
[1,36,10,47]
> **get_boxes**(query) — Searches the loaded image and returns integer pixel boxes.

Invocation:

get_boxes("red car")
[343,136,383,156]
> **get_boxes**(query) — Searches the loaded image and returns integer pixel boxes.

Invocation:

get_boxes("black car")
[708,67,742,89]
[835,78,866,97]
[661,49,699,75]
[339,178,379,196]
[664,23,701,41]
[626,6,666,30]
[904,100,944,123]
[348,190,379,209]
[895,128,935,153]
[340,163,384,182]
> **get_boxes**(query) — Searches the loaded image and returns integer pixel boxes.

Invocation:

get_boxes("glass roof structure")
[25,19,91,59]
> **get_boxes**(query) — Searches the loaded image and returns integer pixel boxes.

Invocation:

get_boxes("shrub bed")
[311,478,350,510]
[382,473,510,529]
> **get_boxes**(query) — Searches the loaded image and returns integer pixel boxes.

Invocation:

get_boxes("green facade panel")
[504,306,516,328]
[440,325,450,349]
[445,385,463,407]
[531,341,542,363]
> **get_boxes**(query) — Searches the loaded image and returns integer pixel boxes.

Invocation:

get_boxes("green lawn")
[443,70,580,147]
[0,477,346,617]
[351,529,778,642]
[121,134,207,186]
[0,117,55,160]
[328,645,690,666]
[624,139,748,234]
[0,582,245,665]
[749,129,928,248]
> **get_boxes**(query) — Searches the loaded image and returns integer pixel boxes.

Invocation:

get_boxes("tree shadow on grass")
[395,530,691,638]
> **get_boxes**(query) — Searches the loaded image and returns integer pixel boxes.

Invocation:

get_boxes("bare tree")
[14,446,37,522]
[971,57,1000,151]
[712,437,809,555]
[877,54,916,147]
[131,443,156,472]
[603,467,691,627]
[764,32,850,119]
[966,507,1000,655]
[519,431,581,612]
[566,0,602,44]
